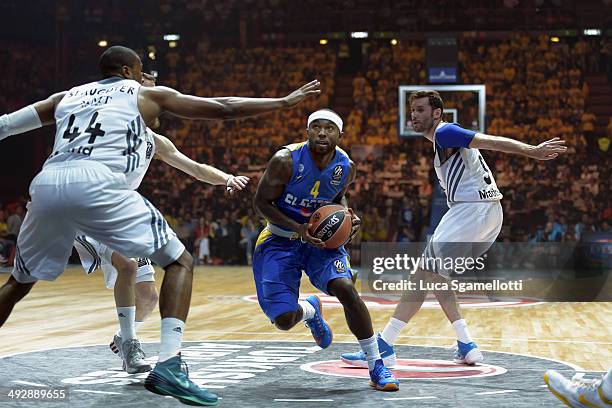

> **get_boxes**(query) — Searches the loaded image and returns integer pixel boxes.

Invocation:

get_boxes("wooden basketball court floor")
[2,266,610,373]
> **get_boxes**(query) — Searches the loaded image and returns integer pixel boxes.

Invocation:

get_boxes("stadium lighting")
[390,38,398,46]
[350,31,368,39]
[584,28,601,36]
[550,36,560,43]
[148,51,156,60]
[319,39,328,45]
[163,34,180,41]
[98,40,108,47]
[169,41,177,48]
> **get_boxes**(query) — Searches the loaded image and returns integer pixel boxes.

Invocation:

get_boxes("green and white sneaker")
[145,353,219,406]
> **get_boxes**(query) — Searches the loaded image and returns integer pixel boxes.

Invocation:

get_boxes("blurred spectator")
[6,205,24,241]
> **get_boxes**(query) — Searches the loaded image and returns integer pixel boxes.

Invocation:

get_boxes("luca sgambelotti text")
[371,254,524,292]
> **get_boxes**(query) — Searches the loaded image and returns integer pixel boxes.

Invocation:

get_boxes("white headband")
[307,110,343,132]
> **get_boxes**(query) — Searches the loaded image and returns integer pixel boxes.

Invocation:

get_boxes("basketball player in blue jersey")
[253,109,400,391]
[0,45,319,406]
[341,90,567,368]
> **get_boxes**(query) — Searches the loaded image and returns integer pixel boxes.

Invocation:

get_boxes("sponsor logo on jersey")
[330,165,343,186]
[285,194,332,210]
[478,188,501,200]
[50,145,94,158]
[295,163,305,180]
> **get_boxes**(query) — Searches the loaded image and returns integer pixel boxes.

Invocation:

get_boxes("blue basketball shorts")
[252,230,352,321]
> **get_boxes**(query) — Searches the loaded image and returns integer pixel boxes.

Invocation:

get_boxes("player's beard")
[423,113,436,133]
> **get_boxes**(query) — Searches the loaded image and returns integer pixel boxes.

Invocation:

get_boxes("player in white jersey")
[70,73,250,374]
[0,45,319,405]
[341,89,567,368]
[74,128,250,372]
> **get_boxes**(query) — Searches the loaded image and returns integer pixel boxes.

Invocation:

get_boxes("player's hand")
[297,223,326,249]
[345,208,361,244]
[142,72,157,87]
[528,137,567,160]
[225,175,250,197]
[283,80,321,108]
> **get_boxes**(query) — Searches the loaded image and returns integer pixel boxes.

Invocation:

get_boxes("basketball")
[308,204,353,249]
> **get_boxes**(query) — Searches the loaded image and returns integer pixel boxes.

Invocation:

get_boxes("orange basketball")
[308,204,353,249]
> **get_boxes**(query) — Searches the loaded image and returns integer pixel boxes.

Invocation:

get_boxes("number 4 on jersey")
[63,112,106,144]
[310,180,321,198]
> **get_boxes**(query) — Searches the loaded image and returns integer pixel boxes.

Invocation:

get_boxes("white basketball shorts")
[12,161,184,283]
[73,235,155,289]
[423,200,503,278]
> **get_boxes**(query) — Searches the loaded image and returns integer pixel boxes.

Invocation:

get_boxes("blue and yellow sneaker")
[144,353,219,406]
[453,340,483,365]
[341,333,397,368]
[369,359,400,391]
[304,295,333,349]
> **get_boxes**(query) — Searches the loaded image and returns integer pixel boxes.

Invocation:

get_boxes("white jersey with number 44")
[45,77,155,187]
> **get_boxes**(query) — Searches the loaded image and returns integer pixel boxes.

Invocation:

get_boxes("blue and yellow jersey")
[271,141,351,233]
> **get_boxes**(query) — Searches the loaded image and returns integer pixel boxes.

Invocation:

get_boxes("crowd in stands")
[139,34,611,265]
[0,204,24,267]
[1,34,610,267]
[0,42,54,113]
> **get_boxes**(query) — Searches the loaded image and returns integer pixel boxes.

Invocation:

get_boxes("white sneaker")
[452,340,484,365]
[121,338,152,374]
[110,334,123,358]
[544,370,612,408]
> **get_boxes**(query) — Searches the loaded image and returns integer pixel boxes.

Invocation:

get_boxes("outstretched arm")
[0,92,66,141]
[469,134,567,160]
[435,123,567,160]
[153,132,248,191]
[140,80,320,122]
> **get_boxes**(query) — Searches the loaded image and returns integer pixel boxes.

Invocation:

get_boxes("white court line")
[4,329,609,346]
[12,380,49,387]
[274,399,333,402]
[475,390,518,395]
[384,396,438,401]
[74,390,123,395]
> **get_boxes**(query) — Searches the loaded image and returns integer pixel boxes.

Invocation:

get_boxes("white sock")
[299,301,316,321]
[380,317,407,346]
[602,369,612,400]
[116,321,143,338]
[358,335,381,371]
[452,319,474,344]
[117,307,136,341]
[159,318,185,362]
